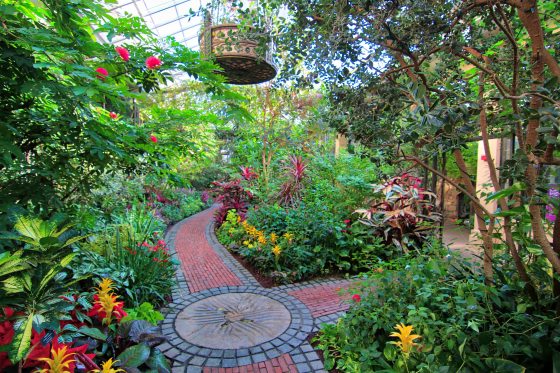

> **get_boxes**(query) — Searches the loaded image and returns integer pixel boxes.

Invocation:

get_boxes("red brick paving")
[202,354,297,373]
[288,282,352,317]
[174,208,242,292]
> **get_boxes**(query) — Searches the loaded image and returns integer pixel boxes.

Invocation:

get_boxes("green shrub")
[315,249,560,372]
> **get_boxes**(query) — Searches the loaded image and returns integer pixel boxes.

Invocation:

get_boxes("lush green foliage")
[215,152,413,283]
[315,248,560,372]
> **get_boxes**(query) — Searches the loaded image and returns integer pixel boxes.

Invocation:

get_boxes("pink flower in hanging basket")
[109,112,118,119]
[115,46,130,62]
[146,56,162,69]
[150,135,158,143]
[95,67,108,79]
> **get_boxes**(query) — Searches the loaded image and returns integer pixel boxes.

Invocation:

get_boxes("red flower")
[115,46,130,62]
[109,112,118,119]
[95,67,108,79]
[146,56,162,69]
[150,135,158,143]
[352,294,361,303]
[25,330,95,371]
[0,308,15,370]
[157,239,166,246]
[481,154,488,161]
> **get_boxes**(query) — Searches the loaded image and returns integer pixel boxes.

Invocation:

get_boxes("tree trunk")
[453,149,494,284]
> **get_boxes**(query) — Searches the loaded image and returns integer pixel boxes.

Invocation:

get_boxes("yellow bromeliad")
[92,358,125,373]
[95,278,115,297]
[270,233,278,243]
[283,232,294,242]
[37,346,74,373]
[272,245,281,256]
[257,233,267,245]
[97,292,120,325]
[389,323,421,355]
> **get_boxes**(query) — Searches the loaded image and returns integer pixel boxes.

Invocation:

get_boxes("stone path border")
[160,207,359,372]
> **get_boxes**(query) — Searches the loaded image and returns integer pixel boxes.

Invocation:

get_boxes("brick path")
[174,207,242,292]
[160,207,356,373]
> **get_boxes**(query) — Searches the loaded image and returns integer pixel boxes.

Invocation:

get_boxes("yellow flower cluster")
[238,217,297,260]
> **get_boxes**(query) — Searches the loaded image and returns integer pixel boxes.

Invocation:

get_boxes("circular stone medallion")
[175,292,291,349]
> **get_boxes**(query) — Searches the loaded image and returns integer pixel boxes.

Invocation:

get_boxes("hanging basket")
[199,23,277,85]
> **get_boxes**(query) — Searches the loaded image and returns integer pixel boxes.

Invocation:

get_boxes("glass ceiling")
[106,0,209,51]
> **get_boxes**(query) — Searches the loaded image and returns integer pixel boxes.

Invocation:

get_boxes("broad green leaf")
[9,312,34,363]
[146,348,171,372]
[486,183,526,202]
[77,326,108,341]
[115,343,151,368]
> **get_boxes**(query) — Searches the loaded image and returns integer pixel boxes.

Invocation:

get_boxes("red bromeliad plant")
[355,174,441,253]
[212,179,254,226]
[277,155,307,207]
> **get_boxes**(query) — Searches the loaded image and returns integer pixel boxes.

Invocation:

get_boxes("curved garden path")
[158,206,354,373]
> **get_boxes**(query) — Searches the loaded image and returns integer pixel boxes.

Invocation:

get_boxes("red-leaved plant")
[355,173,441,253]
[212,179,254,226]
[277,155,307,207]
[240,166,258,181]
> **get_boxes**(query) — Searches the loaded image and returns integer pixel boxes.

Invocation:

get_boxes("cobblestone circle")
[159,207,357,372]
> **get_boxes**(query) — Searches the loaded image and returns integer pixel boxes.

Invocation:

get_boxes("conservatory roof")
[105,0,207,50]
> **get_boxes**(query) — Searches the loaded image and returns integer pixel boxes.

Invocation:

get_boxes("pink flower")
[115,46,130,62]
[546,213,556,223]
[157,240,166,246]
[150,135,158,143]
[352,294,361,303]
[95,67,108,79]
[109,112,118,119]
[344,219,351,225]
[481,155,488,161]
[146,56,162,69]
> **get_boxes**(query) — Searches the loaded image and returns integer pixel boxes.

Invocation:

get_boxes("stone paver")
[161,207,357,371]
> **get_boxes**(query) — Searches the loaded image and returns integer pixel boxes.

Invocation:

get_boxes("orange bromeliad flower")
[389,323,421,355]
[37,345,74,373]
[92,358,125,373]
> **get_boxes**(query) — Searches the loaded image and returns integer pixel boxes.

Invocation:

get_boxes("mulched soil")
[228,249,278,288]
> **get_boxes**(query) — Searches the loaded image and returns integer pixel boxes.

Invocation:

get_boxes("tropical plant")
[277,155,308,207]
[0,216,87,364]
[315,250,560,372]
[356,174,441,252]
[212,179,254,226]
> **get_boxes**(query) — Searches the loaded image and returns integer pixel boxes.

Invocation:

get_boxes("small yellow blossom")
[38,346,74,373]
[283,232,294,242]
[257,234,267,245]
[389,323,421,355]
[243,240,250,246]
[270,233,278,243]
[92,358,125,373]
[272,245,282,256]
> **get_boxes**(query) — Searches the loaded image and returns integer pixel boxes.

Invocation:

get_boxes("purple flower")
[546,213,556,223]
[549,188,560,199]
